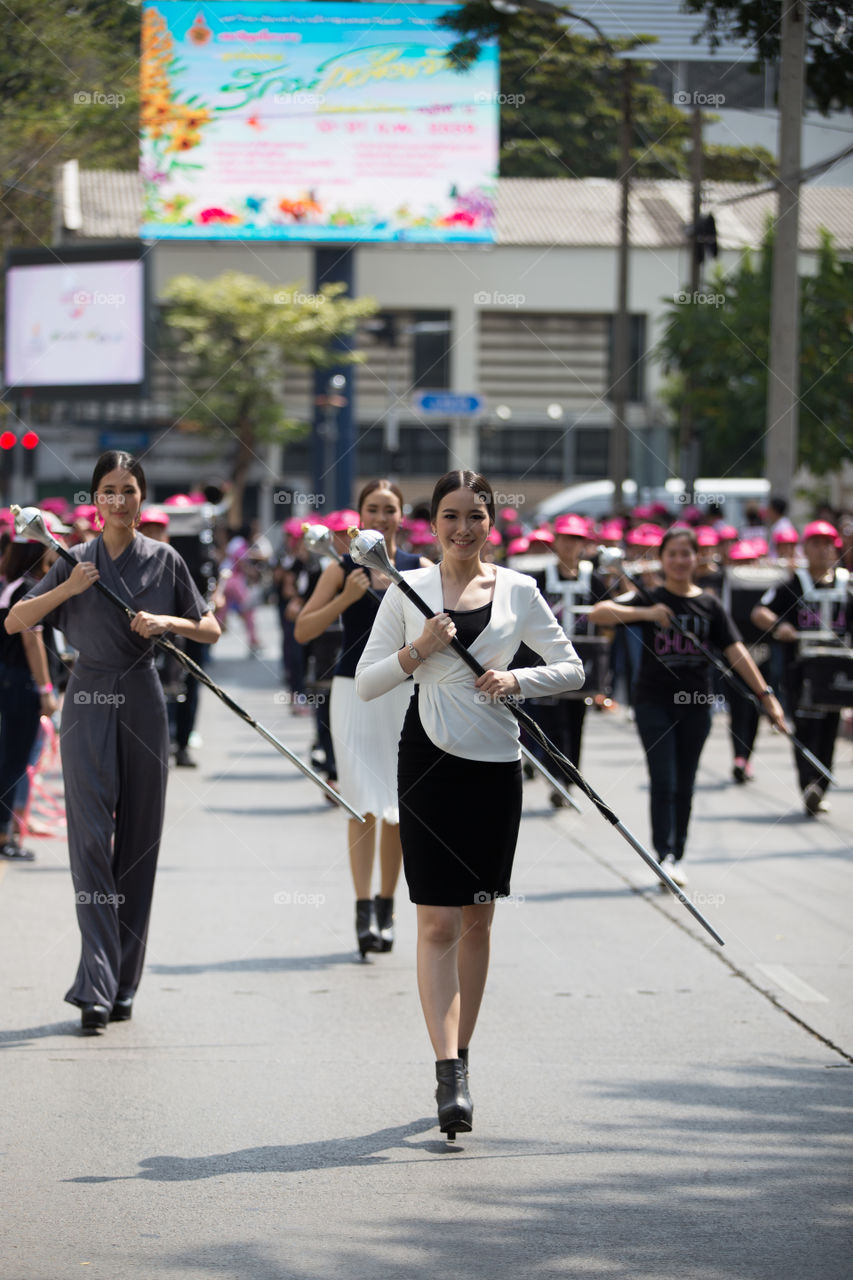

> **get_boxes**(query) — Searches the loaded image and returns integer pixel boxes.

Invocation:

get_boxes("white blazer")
[355,563,585,762]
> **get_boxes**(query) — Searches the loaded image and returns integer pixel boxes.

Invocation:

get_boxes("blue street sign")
[413,392,485,417]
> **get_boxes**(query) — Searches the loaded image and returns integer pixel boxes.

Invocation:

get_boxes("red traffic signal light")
[0,432,16,450]
[21,431,39,449]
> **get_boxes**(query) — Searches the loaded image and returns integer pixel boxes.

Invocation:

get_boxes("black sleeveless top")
[335,549,421,677]
[447,602,492,648]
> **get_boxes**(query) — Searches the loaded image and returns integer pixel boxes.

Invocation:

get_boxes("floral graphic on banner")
[140,2,498,242]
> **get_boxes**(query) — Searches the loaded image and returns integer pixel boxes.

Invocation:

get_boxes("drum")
[796,645,853,711]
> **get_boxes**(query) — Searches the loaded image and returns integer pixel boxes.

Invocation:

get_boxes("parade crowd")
[1,462,850,1142]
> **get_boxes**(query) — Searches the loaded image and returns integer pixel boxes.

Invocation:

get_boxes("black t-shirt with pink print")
[625,586,741,705]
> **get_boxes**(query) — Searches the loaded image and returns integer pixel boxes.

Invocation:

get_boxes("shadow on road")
[66,1118,437,1183]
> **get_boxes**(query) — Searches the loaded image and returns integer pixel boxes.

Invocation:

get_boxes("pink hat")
[632,505,653,519]
[163,493,194,507]
[598,520,624,541]
[529,527,555,546]
[553,514,589,539]
[803,520,838,541]
[282,517,305,538]
[499,509,519,522]
[323,509,360,532]
[40,497,69,517]
[750,536,769,557]
[773,527,799,544]
[695,526,719,547]
[507,536,530,556]
[716,524,738,541]
[626,522,663,547]
[72,504,98,524]
[139,509,169,528]
[486,527,502,545]
[728,540,759,561]
[409,528,435,548]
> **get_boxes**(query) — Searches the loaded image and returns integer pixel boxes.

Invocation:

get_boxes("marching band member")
[752,520,851,817]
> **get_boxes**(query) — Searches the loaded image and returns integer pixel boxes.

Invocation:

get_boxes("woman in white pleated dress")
[295,480,426,957]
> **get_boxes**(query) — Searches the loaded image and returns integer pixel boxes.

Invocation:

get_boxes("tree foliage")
[161,272,377,523]
[439,4,774,181]
[656,229,853,477]
[682,1,853,114]
[0,0,139,248]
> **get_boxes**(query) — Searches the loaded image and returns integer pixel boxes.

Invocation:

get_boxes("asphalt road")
[2,607,851,1280]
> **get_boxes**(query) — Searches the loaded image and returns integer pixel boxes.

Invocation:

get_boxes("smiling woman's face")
[433,487,490,562]
[94,468,143,532]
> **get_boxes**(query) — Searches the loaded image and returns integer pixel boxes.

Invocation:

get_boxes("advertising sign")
[4,246,147,396]
[140,2,498,242]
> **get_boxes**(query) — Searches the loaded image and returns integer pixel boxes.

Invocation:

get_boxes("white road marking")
[756,964,829,1004]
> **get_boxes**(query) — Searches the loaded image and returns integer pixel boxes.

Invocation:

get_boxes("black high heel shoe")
[80,1003,109,1035]
[355,899,380,959]
[435,1058,473,1140]
[374,895,395,952]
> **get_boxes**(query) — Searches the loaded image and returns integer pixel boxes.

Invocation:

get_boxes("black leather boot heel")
[435,1058,473,1140]
[355,899,380,958]
[374,895,395,952]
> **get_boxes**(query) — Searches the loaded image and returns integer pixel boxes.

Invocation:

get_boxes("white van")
[534,478,770,528]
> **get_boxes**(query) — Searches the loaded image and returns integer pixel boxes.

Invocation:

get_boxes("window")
[607,314,647,404]
[412,312,451,390]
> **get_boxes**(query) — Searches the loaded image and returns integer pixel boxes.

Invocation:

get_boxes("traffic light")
[21,431,39,450]
[0,432,16,450]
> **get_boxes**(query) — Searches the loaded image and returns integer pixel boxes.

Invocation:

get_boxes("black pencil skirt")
[397,691,523,906]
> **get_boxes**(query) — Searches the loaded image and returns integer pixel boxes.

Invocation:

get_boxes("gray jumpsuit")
[26,534,209,1008]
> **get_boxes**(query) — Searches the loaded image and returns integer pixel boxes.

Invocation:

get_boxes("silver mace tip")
[11,505,55,548]
[348,527,394,575]
[597,544,625,570]
[301,523,333,554]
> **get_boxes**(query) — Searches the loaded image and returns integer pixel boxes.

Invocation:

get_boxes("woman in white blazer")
[356,470,583,1139]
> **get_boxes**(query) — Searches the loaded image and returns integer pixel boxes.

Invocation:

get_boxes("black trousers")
[729,684,760,762]
[792,709,841,795]
[634,701,712,863]
[527,698,587,775]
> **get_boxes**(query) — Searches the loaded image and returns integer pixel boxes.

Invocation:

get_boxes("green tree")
[0,0,139,248]
[656,229,853,477]
[161,272,377,524]
[440,3,775,180]
[682,1,853,114]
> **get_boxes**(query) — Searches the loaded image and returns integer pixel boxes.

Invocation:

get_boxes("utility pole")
[678,105,703,497]
[765,0,807,498]
[609,59,632,509]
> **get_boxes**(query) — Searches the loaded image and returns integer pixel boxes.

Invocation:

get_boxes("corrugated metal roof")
[561,0,760,61]
[65,170,853,252]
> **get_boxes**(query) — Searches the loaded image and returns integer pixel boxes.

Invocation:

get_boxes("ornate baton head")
[348,527,397,579]
[11,505,57,549]
[301,523,336,557]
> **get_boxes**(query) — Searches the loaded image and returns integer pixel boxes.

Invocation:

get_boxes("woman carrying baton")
[355,471,583,1139]
[295,480,426,957]
[588,526,787,886]
[6,451,220,1033]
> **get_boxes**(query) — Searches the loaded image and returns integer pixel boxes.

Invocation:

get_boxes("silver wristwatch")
[406,642,425,664]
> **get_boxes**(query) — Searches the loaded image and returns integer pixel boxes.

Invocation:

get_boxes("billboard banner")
[141,2,498,242]
[5,248,147,397]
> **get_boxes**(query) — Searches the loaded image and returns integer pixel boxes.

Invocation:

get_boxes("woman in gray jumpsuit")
[6,451,220,1034]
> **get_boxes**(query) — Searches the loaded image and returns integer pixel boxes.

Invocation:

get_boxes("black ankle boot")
[435,1058,473,1139]
[374,895,395,952]
[355,899,380,958]
[80,1003,109,1035]
[459,1046,469,1076]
